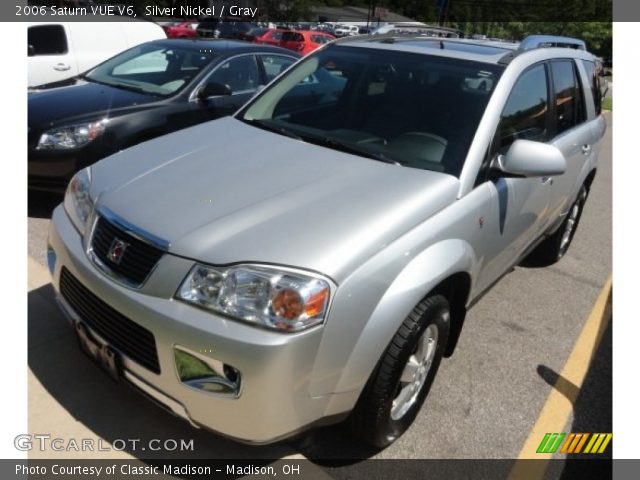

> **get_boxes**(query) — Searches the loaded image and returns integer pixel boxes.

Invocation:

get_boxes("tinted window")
[582,59,603,115]
[551,60,585,135]
[282,32,304,42]
[208,55,260,93]
[28,25,68,55]
[259,55,295,82]
[494,64,549,154]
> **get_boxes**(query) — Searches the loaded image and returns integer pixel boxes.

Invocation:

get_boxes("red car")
[247,28,287,46]
[280,30,335,55]
[162,21,198,39]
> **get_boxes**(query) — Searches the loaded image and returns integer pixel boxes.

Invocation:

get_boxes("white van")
[28,19,166,87]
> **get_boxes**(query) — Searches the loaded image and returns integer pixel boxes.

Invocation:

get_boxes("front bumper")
[47,205,350,443]
[28,142,104,191]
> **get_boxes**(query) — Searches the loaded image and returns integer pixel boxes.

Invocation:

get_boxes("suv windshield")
[238,45,503,176]
[85,44,216,96]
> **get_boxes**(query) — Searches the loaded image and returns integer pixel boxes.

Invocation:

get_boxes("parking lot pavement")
[26,114,611,467]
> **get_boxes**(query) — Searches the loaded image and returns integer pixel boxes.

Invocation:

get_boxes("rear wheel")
[349,295,450,448]
[526,185,588,266]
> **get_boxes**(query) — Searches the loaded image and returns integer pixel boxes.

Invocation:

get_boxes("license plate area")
[75,321,121,381]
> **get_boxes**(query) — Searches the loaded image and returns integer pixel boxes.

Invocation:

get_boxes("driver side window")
[207,55,260,94]
[493,64,550,156]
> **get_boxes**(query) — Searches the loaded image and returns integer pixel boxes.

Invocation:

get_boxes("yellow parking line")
[508,276,612,479]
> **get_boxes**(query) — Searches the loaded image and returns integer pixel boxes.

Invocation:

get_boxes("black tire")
[526,185,588,267]
[349,294,450,448]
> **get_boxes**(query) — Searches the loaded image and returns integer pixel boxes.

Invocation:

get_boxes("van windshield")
[238,45,503,177]
[85,43,216,96]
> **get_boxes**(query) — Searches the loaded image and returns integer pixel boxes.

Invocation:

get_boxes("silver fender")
[330,238,475,397]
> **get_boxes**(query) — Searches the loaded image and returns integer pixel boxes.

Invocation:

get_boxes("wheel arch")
[327,239,475,399]
[584,168,597,191]
[431,272,472,357]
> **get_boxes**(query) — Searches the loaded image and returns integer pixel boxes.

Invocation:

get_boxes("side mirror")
[492,139,566,177]
[197,82,232,100]
[28,44,35,57]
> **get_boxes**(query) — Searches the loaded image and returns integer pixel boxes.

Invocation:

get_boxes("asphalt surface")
[27,113,611,467]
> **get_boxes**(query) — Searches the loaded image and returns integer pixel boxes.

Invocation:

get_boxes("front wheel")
[349,295,450,448]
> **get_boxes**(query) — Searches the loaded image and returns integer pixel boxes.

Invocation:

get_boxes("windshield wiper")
[243,119,303,141]
[310,136,402,166]
[81,75,152,95]
[110,82,151,95]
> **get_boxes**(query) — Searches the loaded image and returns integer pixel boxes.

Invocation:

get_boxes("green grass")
[602,97,612,111]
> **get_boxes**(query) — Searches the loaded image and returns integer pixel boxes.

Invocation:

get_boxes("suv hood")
[92,117,459,281]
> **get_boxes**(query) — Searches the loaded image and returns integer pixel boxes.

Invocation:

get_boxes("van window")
[551,60,585,135]
[28,25,68,56]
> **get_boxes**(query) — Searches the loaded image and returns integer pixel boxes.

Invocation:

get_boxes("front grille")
[60,268,161,374]
[91,216,164,286]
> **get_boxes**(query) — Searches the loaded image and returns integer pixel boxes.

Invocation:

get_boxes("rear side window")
[582,59,603,115]
[282,32,304,42]
[493,64,549,154]
[28,25,68,55]
[551,60,586,135]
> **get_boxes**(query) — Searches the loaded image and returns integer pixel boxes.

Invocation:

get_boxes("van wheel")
[349,295,450,448]
[527,185,588,266]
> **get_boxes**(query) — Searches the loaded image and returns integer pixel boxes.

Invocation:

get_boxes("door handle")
[541,176,554,185]
[53,63,71,71]
[581,144,592,155]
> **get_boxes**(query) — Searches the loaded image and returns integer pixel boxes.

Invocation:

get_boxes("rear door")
[28,24,77,86]
[280,32,304,53]
[545,59,597,224]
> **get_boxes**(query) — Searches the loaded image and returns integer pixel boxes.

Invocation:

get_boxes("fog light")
[173,346,241,397]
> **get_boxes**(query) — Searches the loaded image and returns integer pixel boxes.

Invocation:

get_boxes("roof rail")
[519,35,586,51]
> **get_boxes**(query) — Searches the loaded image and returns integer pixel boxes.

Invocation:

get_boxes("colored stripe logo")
[536,433,612,454]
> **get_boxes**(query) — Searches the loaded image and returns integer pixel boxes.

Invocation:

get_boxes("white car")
[334,24,359,37]
[28,19,166,87]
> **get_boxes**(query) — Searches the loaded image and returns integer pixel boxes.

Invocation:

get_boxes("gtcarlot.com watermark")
[15,434,195,453]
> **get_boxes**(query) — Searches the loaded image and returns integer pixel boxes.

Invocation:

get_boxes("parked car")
[48,35,605,447]
[247,27,287,46]
[280,30,335,55]
[28,19,166,87]
[333,24,359,37]
[162,21,198,39]
[28,39,298,191]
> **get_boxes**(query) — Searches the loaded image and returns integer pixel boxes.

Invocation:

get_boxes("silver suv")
[48,35,606,447]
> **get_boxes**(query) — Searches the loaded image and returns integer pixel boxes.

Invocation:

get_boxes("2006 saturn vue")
[48,35,606,447]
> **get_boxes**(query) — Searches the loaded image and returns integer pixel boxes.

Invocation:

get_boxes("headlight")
[64,167,94,235]
[36,119,107,150]
[177,265,331,332]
